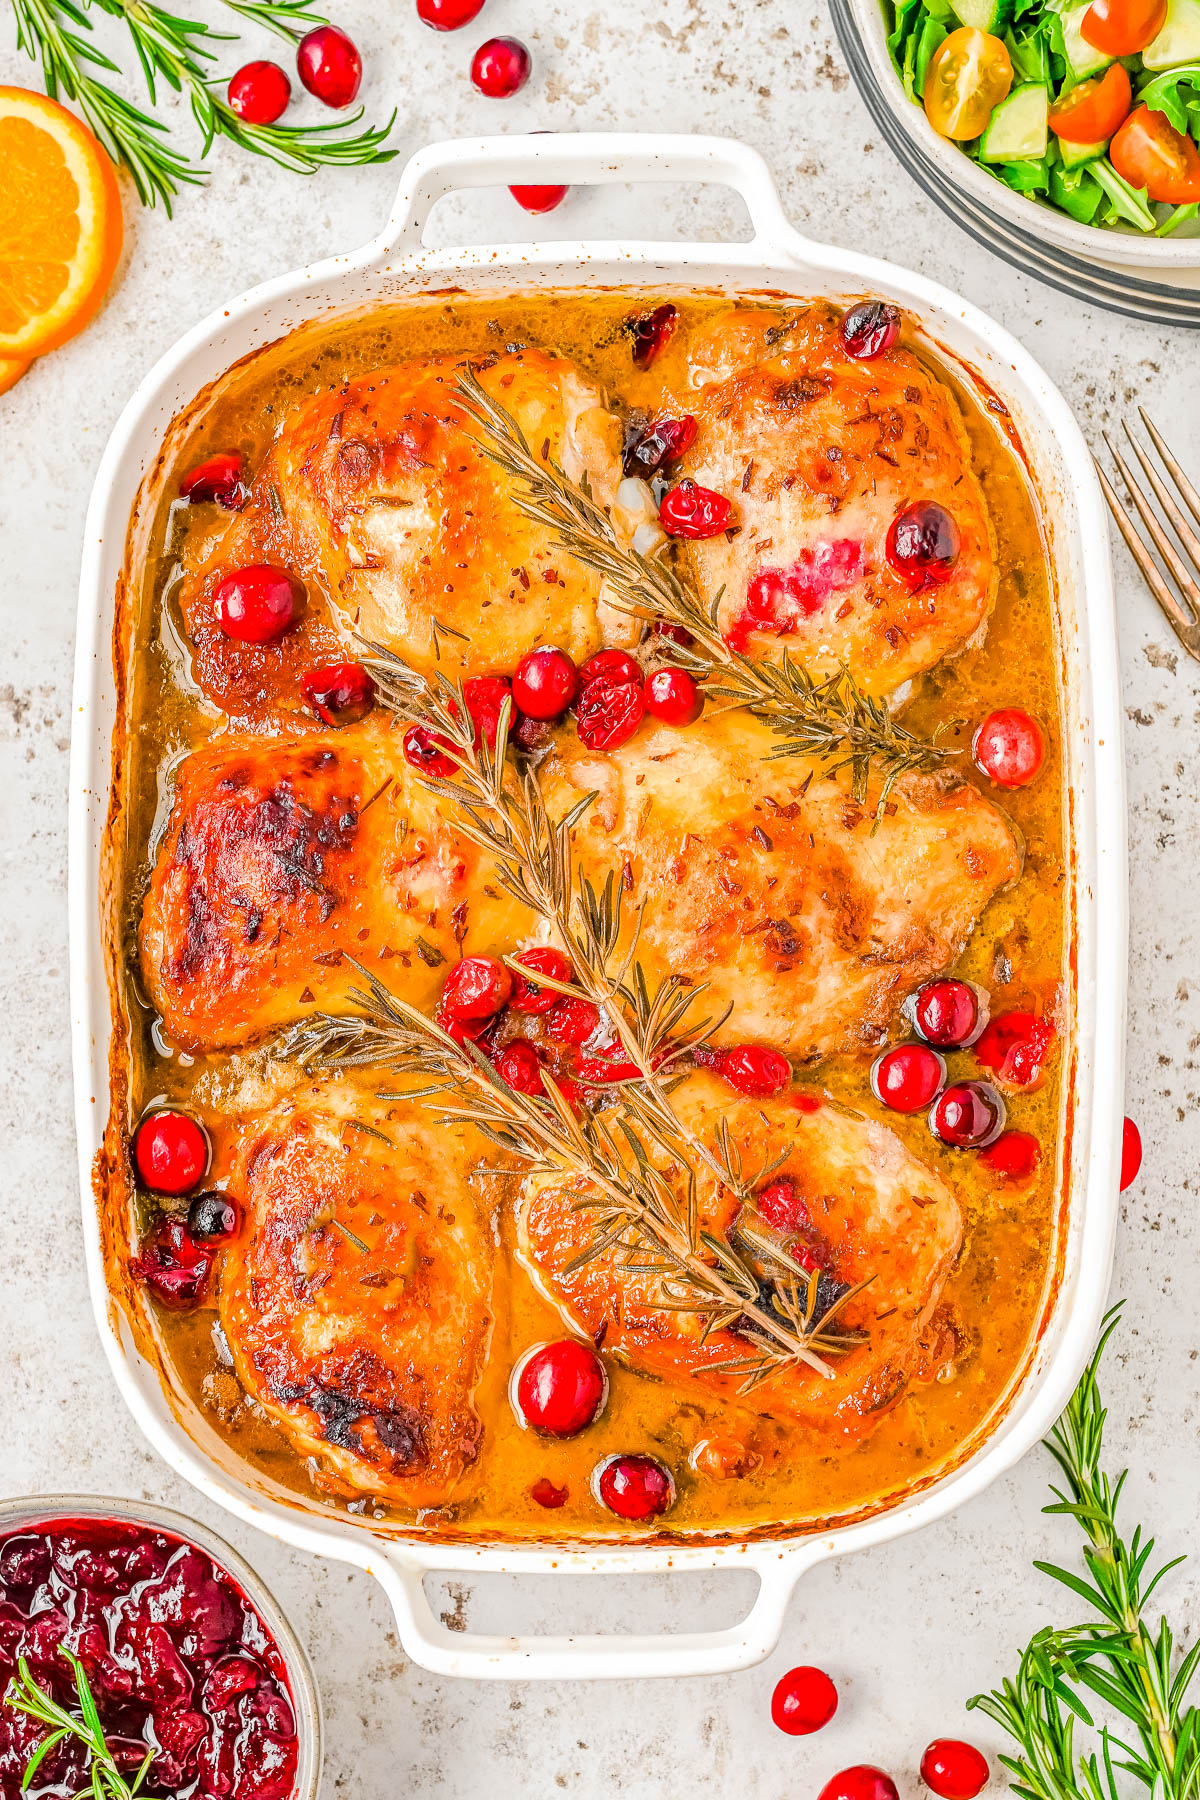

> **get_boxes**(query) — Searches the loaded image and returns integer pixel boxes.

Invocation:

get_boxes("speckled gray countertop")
[2,1,1197,1794]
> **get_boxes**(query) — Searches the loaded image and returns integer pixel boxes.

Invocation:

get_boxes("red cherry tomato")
[818,1767,900,1800]
[921,1739,990,1800]
[771,1665,839,1736]
[1049,63,1132,143]
[134,1111,210,1196]
[975,1011,1055,1090]
[659,480,733,539]
[1081,0,1166,56]
[1110,106,1200,203]
[516,1341,607,1436]
[973,708,1045,787]
[1121,1116,1142,1189]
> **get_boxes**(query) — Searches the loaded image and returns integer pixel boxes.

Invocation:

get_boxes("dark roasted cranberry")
[1121,1117,1142,1189]
[579,648,641,689]
[622,413,697,478]
[921,1740,990,1800]
[134,1111,209,1196]
[698,1044,791,1098]
[659,479,732,539]
[981,1130,1040,1182]
[417,0,485,25]
[463,674,515,748]
[755,1177,809,1232]
[403,723,457,777]
[818,1769,900,1800]
[516,1340,607,1435]
[644,666,702,726]
[931,1080,1005,1148]
[576,675,646,751]
[840,300,902,359]
[511,711,554,754]
[470,35,531,96]
[440,955,512,1020]
[886,502,959,590]
[912,977,982,1047]
[496,1040,544,1095]
[296,24,362,106]
[513,646,579,719]
[975,1011,1055,1090]
[546,996,599,1045]
[597,1454,674,1520]
[872,1043,945,1112]
[625,302,678,368]
[179,452,245,508]
[214,565,300,643]
[974,708,1046,787]
[132,1219,213,1307]
[227,60,291,124]
[510,946,574,1012]
[301,659,375,725]
[188,1190,240,1239]
[772,1664,839,1736]
[510,182,568,214]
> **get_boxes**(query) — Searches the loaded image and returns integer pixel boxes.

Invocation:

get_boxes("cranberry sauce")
[0,1517,298,1800]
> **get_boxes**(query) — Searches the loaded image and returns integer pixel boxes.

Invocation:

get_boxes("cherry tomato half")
[1049,63,1132,144]
[1081,0,1166,56]
[1110,105,1200,203]
[923,28,1014,141]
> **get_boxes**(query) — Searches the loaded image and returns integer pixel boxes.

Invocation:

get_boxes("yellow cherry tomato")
[923,28,1014,141]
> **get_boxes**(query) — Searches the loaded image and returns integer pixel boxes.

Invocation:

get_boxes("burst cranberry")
[597,1454,674,1520]
[932,1080,1005,1148]
[913,977,982,1046]
[510,182,568,214]
[214,565,300,643]
[531,1478,568,1509]
[227,60,291,124]
[187,1191,240,1239]
[873,1044,945,1112]
[403,723,457,777]
[133,1219,213,1307]
[625,303,678,367]
[577,1049,642,1083]
[517,1340,607,1436]
[134,1111,209,1196]
[440,955,512,1020]
[659,480,732,539]
[975,1011,1055,1089]
[755,1177,809,1232]
[547,996,600,1044]
[1121,1116,1142,1190]
[645,666,702,726]
[623,414,697,478]
[463,674,515,748]
[579,648,641,688]
[417,0,484,25]
[296,25,362,107]
[496,1040,544,1095]
[819,1769,900,1800]
[703,1044,791,1097]
[577,675,646,750]
[179,452,245,508]
[435,1000,491,1049]
[981,1131,1041,1182]
[771,1665,839,1736]
[510,946,574,1012]
[921,1739,990,1800]
[974,708,1046,787]
[301,660,375,725]
[886,502,959,589]
[513,646,579,719]
[840,300,902,359]
[471,35,531,96]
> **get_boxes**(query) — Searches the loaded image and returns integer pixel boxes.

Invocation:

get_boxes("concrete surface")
[1,1,1197,1794]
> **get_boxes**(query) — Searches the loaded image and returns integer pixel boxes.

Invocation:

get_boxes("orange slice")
[0,86,122,357]
[0,354,30,395]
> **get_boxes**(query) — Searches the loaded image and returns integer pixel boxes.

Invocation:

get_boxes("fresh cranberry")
[517,1341,607,1436]
[771,1664,839,1736]
[840,300,902,359]
[597,1454,674,1520]
[645,666,702,726]
[973,709,1046,788]
[440,955,512,1020]
[755,1177,809,1232]
[213,565,300,643]
[981,1131,1041,1182]
[819,1769,901,1800]
[227,60,291,124]
[510,182,569,214]
[495,1040,544,1095]
[513,646,579,719]
[912,977,983,1047]
[921,1739,990,1800]
[975,1011,1055,1089]
[932,1080,1005,1148]
[531,1478,568,1508]
[873,1044,944,1111]
[700,1044,791,1098]
[301,659,375,725]
[576,674,646,751]
[417,0,484,25]
[623,414,697,478]
[546,996,600,1044]
[403,723,457,777]
[133,1219,213,1307]
[625,303,678,368]
[1121,1116,1142,1190]
[659,479,732,539]
[296,25,362,107]
[510,946,573,1012]
[463,674,515,748]
[134,1110,209,1195]
[886,502,959,589]
[471,35,531,96]
[187,1190,240,1239]
[179,452,245,508]
[579,648,641,688]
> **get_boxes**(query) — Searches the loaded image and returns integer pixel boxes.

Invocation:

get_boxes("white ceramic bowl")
[70,132,1126,1680]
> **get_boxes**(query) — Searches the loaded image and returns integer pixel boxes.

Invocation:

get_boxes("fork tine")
[1104,432,1200,625]
[1121,418,1200,579]
[1094,459,1200,646]
[1138,408,1200,532]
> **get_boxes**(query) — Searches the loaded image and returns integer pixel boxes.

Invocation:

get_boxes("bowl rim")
[0,1492,322,1800]
[845,0,1200,269]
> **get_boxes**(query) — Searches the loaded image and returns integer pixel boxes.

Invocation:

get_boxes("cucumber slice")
[979,82,1050,158]
[951,0,1016,32]
[1059,6,1115,78]
[1143,0,1200,68]
[1058,133,1109,165]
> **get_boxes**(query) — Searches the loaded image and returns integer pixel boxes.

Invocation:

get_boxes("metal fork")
[1096,409,1200,663]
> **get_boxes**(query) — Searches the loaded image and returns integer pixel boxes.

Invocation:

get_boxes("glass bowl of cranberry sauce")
[0,1495,320,1800]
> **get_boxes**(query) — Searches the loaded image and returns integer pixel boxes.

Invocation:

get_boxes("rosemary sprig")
[278,963,869,1387]
[970,1306,1200,1800]
[4,1646,157,1798]
[454,369,953,811]
[11,0,397,211]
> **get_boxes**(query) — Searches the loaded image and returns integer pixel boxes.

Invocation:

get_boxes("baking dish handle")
[377,132,809,259]
[368,1543,823,1680]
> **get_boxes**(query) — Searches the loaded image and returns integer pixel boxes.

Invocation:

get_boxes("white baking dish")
[70,131,1126,1681]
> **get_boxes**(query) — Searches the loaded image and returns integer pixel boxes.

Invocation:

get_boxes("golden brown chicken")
[659,304,997,693]
[219,1085,496,1507]
[520,1071,963,1444]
